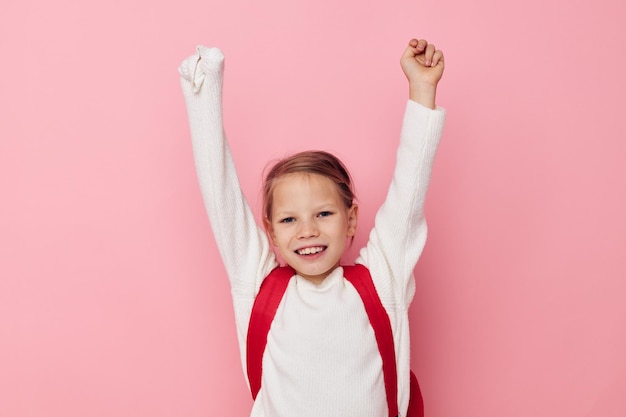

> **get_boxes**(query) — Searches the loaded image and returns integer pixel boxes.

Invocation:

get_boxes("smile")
[296,246,326,256]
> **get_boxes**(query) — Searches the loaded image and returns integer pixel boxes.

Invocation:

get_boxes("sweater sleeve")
[178,46,276,299]
[357,100,446,307]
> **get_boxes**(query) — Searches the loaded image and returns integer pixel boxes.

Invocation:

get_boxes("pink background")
[2,0,625,415]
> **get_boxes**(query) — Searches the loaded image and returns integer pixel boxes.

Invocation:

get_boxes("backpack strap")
[246,265,415,417]
[343,264,399,417]
[246,265,295,400]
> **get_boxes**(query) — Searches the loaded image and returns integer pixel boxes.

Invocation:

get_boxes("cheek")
[270,229,288,247]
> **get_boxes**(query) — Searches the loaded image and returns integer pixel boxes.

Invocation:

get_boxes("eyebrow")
[273,203,340,217]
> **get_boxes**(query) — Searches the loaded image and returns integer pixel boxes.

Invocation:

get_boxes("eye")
[318,211,333,218]
[279,217,296,224]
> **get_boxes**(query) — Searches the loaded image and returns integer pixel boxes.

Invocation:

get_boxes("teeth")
[297,246,324,255]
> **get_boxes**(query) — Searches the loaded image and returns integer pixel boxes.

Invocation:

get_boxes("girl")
[179,38,445,417]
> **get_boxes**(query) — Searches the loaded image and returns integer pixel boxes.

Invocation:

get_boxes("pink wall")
[2,0,625,416]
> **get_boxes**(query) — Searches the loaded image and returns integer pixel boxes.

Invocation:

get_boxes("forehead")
[272,172,342,204]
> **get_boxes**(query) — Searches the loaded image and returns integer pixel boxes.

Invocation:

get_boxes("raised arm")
[358,39,446,306]
[179,47,276,297]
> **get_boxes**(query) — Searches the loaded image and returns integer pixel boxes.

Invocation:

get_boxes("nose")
[297,219,319,239]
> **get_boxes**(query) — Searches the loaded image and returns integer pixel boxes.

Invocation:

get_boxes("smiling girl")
[179,38,445,417]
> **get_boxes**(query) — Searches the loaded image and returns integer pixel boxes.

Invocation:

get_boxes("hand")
[178,46,225,93]
[400,39,444,108]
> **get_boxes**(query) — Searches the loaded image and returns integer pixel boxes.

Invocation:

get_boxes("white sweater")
[179,46,445,417]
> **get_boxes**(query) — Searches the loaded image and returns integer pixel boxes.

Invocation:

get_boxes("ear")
[264,217,277,246]
[346,204,358,237]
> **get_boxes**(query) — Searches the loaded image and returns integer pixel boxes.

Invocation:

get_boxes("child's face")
[268,172,358,284]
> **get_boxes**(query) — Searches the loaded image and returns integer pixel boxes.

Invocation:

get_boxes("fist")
[400,38,445,88]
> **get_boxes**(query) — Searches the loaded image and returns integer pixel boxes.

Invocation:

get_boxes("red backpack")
[246,264,424,417]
